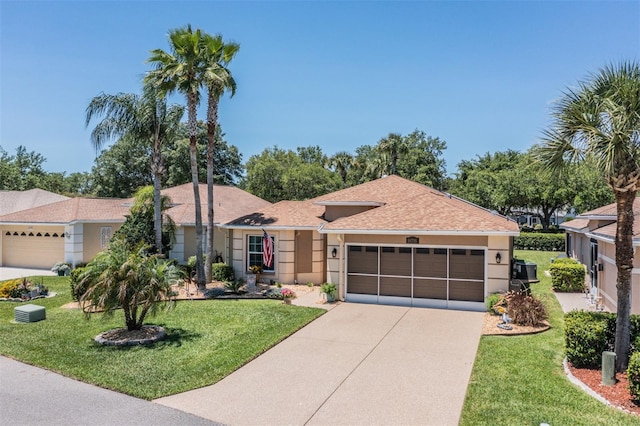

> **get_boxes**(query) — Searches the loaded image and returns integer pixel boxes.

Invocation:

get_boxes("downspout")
[337,233,344,300]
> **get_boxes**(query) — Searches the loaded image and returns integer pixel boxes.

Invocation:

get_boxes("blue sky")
[1,1,638,178]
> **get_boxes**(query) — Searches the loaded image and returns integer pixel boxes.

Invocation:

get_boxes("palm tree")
[329,151,354,188]
[377,132,408,175]
[85,85,183,254]
[536,61,640,371]
[200,33,239,282]
[79,239,180,331]
[146,25,207,287]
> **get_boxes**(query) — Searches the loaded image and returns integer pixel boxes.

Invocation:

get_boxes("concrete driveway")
[0,267,55,281]
[155,303,484,425]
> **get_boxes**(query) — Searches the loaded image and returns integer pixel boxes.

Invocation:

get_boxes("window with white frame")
[100,226,113,249]
[247,235,275,273]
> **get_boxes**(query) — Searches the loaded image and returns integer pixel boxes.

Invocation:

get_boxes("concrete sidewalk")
[155,303,483,425]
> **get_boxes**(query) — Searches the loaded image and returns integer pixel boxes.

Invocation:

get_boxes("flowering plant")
[249,265,263,274]
[281,288,296,300]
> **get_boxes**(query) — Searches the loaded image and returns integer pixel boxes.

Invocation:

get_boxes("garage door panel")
[347,275,378,295]
[347,246,378,274]
[380,247,411,276]
[449,280,484,302]
[380,277,411,297]
[346,244,486,309]
[3,234,64,269]
[413,278,447,299]
[413,248,447,278]
[450,250,484,280]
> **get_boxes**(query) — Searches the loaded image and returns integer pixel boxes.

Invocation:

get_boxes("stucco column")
[64,223,83,267]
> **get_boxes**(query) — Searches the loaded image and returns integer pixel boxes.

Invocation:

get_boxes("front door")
[590,239,598,295]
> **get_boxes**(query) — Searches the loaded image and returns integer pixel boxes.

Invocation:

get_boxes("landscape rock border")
[94,325,166,346]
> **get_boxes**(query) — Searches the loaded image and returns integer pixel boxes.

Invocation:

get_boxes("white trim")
[577,215,616,220]
[219,224,319,231]
[587,231,640,247]
[321,229,519,236]
[600,254,615,266]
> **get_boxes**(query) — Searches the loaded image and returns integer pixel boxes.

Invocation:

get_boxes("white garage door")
[346,245,485,311]
[2,231,65,269]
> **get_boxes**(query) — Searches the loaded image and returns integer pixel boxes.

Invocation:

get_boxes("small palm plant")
[78,239,181,331]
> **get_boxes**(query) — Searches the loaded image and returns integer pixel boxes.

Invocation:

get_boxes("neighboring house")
[562,199,640,314]
[0,184,270,269]
[0,188,69,216]
[222,175,520,311]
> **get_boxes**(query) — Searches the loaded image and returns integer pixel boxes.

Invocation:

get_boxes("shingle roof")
[0,189,69,216]
[320,176,518,234]
[162,184,272,225]
[0,184,271,226]
[224,175,519,235]
[568,198,640,241]
[560,218,590,231]
[224,201,325,228]
[0,197,130,224]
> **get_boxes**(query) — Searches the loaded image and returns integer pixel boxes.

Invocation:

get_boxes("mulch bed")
[482,312,550,336]
[568,363,640,416]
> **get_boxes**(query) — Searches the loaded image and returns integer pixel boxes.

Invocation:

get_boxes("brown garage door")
[2,231,65,269]
[346,245,485,310]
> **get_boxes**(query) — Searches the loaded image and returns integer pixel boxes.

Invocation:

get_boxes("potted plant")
[281,288,296,304]
[249,264,263,284]
[52,262,71,276]
[320,283,337,303]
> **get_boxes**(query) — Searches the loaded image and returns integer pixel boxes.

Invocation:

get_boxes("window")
[248,235,276,273]
[100,226,113,249]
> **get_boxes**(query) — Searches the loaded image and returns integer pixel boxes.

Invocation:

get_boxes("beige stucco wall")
[182,226,228,263]
[324,205,376,222]
[231,229,324,284]
[82,223,123,263]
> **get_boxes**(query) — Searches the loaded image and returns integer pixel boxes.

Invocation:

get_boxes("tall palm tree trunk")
[614,185,637,371]
[188,93,206,288]
[205,96,219,282]
[151,139,164,255]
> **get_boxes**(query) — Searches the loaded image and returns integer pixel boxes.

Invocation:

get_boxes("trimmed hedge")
[514,233,565,251]
[629,352,640,402]
[565,311,615,368]
[565,311,640,368]
[212,263,235,282]
[549,259,586,292]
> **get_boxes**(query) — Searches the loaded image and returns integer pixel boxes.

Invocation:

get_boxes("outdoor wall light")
[496,252,502,264]
[331,247,338,258]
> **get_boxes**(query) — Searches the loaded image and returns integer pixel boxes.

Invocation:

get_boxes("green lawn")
[0,276,324,400]
[460,250,638,425]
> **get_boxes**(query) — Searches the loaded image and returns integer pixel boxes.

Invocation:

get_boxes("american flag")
[263,229,273,268]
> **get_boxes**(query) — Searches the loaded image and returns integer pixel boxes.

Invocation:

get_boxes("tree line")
[1,126,613,231]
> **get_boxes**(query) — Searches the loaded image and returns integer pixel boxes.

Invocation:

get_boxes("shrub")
[629,352,640,402]
[549,260,586,292]
[320,283,337,297]
[224,280,245,294]
[513,233,565,251]
[0,279,22,298]
[564,311,615,368]
[70,267,88,301]
[485,293,502,313]
[504,291,548,326]
[211,263,234,282]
